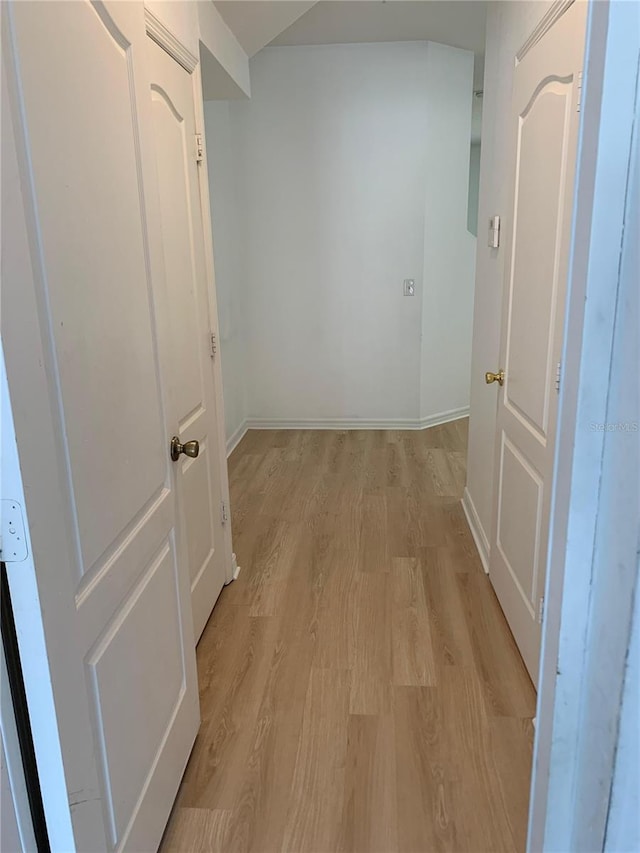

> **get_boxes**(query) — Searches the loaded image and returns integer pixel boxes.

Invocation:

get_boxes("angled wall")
[205,40,476,438]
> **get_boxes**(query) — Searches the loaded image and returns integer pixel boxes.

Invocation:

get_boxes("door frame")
[192,55,234,586]
[527,0,639,848]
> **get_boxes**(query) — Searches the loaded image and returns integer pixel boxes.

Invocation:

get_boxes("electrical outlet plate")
[403,278,415,296]
[1,499,28,562]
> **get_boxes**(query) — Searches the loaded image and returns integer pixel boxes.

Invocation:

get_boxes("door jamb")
[528,0,639,848]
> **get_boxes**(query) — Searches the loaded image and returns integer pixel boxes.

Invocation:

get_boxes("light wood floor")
[161,422,536,853]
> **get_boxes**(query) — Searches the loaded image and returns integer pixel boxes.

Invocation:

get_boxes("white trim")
[516,0,575,64]
[417,407,470,430]
[244,407,469,432]
[226,419,249,457]
[528,1,639,849]
[144,8,198,74]
[461,487,490,573]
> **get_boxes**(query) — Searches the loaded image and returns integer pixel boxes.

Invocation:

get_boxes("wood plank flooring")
[161,422,536,853]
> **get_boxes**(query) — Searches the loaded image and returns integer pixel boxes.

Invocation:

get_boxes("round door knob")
[485,370,505,386]
[170,436,200,461]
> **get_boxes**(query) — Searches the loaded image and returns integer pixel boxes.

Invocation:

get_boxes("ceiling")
[270,1,486,54]
[215,0,485,139]
[215,1,318,57]
[216,1,487,58]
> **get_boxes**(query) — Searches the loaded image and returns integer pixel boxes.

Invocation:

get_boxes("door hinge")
[209,332,217,358]
[0,499,28,563]
[195,133,204,163]
[555,361,561,393]
[538,596,545,624]
[221,501,228,525]
[576,71,583,113]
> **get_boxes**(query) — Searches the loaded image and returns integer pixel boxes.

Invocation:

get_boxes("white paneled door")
[488,1,587,686]
[146,37,228,642]
[2,2,203,850]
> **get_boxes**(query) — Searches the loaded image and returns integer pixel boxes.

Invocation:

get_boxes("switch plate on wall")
[403,278,415,296]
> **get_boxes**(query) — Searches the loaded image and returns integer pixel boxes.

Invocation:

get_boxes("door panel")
[489,1,587,685]
[86,541,184,845]
[506,84,571,443]
[146,37,228,642]
[149,84,205,424]
[4,2,199,849]
[496,436,543,611]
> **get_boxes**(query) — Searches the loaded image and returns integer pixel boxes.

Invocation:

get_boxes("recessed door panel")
[496,436,543,612]
[149,85,204,421]
[86,541,185,846]
[505,84,571,443]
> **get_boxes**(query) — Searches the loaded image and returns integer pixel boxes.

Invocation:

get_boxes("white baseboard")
[461,486,490,574]
[417,407,470,430]
[244,407,469,432]
[226,419,249,457]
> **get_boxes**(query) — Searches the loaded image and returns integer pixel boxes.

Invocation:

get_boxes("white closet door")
[488,1,587,685]
[2,2,199,849]
[146,36,229,642]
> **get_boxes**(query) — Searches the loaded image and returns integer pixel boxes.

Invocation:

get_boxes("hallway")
[161,422,536,852]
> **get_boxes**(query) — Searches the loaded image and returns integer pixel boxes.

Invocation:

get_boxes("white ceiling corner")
[214,1,319,57]
[214,0,486,138]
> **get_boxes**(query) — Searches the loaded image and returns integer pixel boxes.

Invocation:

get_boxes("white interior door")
[146,37,229,643]
[488,1,587,686]
[2,2,199,849]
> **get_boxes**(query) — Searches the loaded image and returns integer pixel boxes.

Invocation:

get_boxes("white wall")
[204,100,249,449]
[239,42,427,424]
[464,0,555,556]
[467,142,481,236]
[206,41,475,433]
[420,42,476,423]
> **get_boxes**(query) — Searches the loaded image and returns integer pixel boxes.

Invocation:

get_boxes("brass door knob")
[485,370,505,386]
[170,436,200,461]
